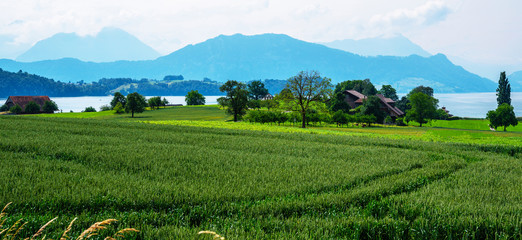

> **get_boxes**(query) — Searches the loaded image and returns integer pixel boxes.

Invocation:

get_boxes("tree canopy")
[378,85,398,101]
[247,80,269,100]
[360,95,385,123]
[496,71,511,106]
[219,80,249,122]
[487,103,518,131]
[125,92,147,118]
[286,70,332,128]
[110,92,127,109]
[42,100,59,113]
[24,101,41,114]
[406,92,438,127]
[185,90,206,105]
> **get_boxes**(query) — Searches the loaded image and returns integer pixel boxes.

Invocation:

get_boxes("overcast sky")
[0,0,520,78]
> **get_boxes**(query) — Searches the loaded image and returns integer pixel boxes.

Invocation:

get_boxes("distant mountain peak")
[16,27,160,63]
[321,35,431,57]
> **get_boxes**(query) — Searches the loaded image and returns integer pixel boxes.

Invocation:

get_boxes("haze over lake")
[2,93,521,118]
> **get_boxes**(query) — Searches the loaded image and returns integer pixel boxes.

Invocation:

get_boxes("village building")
[4,96,51,112]
[261,93,274,100]
[343,90,404,119]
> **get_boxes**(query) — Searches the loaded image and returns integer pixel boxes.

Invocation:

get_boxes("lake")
[1,93,521,118]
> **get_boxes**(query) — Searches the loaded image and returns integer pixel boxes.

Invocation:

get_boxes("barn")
[4,96,51,112]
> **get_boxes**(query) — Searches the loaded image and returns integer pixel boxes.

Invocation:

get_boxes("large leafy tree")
[486,103,518,131]
[219,80,249,122]
[110,92,127,109]
[361,95,385,123]
[185,90,206,105]
[148,96,162,110]
[247,80,269,100]
[286,70,333,128]
[397,85,435,112]
[406,92,438,127]
[125,92,147,118]
[378,85,398,101]
[496,71,511,106]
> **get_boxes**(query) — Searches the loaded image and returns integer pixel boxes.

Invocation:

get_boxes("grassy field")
[1,107,520,239]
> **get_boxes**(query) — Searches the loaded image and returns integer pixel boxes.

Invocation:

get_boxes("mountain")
[508,71,522,91]
[16,27,160,62]
[0,33,496,93]
[321,35,431,57]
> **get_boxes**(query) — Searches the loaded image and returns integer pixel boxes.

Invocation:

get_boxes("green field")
[1,107,521,239]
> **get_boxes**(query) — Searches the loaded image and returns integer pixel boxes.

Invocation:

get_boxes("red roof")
[6,96,51,110]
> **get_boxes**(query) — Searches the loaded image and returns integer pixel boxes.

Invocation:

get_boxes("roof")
[376,94,404,116]
[6,96,50,110]
[345,90,366,99]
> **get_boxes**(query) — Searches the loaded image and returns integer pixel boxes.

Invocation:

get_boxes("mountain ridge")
[0,33,498,93]
[16,27,160,62]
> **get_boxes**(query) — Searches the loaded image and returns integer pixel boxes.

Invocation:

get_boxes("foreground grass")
[0,116,520,239]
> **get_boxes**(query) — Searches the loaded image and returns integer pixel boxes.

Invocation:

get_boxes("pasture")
[0,112,521,239]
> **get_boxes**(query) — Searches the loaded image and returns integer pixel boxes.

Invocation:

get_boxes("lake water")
[1,93,521,118]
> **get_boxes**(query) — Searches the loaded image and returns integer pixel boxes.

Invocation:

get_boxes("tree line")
[217,70,452,128]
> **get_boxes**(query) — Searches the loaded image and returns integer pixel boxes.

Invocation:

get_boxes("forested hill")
[0,69,286,98]
[0,33,496,93]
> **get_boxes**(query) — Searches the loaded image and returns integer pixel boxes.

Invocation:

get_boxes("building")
[4,96,51,112]
[342,90,404,118]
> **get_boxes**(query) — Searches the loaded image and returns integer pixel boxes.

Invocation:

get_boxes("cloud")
[370,1,452,28]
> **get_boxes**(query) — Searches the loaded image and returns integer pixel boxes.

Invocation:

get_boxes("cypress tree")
[496,71,511,106]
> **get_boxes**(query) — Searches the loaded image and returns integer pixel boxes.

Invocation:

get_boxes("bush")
[99,105,111,111]
[83,106,97,112]
[0,104,9,112]
[384,116,394,124]
[396,117,407,126]
[24,101,41,114]
[10,105,22,114]
[42,100,59,113]
[113,102,124,114]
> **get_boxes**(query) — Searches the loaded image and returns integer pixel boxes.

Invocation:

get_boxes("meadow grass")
[0,115,520,239]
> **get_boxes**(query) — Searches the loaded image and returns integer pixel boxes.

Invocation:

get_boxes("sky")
[0,0,520,79]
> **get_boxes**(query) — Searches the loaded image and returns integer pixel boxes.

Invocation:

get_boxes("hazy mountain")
[0,33,495,93]
[321,35,431,57]
[16,27,160,62]
[508,71,522,91]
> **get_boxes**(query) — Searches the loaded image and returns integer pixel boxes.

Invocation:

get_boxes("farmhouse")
[4,96,51,112]
[343,90,404,118]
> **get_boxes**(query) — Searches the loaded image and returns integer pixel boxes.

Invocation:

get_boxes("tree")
[360,95,385,123]
[185,90,206,105]
[286,71,333,128]
[10,105,22,114]
[219,80,249,122]
[378,85,398,101]
[162,98,169,108]
[406,92,438,127]
[111,92,127,109]
[42,100,58,113]
[0,104,8,112]
[247,80,269,100]
[496,71,511,106]
[486,103,518,131]
[113,102,124,114]
[84,106,96,112]
[397,85,435,112]
[148,96,162,110]
[125,92,147,118]
[24,101,40,114]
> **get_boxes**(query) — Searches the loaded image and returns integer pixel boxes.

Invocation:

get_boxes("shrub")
[396,117,407,126]
[99,105,111,111]
[0,104,9,112]
[10,105,22,114]
[24,101,41,114]
[113,102,125,114]
[83,106,97,112]
[42,100,59,113]
[384,116,394,124]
